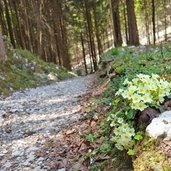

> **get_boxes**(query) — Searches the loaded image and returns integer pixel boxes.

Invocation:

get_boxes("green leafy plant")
[108,73,171,152]
[83,45,171,169]
[85,133,97,143]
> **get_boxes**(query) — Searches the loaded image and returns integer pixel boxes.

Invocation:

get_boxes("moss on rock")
[133,137,171,171]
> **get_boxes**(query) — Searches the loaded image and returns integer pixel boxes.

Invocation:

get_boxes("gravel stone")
[0,75,95,170]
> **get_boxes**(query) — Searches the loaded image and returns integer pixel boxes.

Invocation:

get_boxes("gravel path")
[0,75,95,171]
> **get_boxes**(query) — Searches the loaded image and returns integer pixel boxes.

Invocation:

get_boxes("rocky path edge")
[0,74,95,171]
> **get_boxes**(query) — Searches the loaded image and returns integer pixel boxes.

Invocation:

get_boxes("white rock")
[167,127,171,140]
[31,66,35,71]
[0,75,5,80]
[56,65,59,70]
[13,53,19,59]
[146,111,171,140]
[48,73,57,81]
[25,147,38,155]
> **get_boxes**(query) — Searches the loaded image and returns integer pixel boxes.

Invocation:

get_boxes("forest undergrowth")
[1,41,171,170]
[42,42,171,171]
[84,42,171,170]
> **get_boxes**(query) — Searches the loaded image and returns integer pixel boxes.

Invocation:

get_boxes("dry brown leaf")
[65,129,76,135]
[71,162,88,171]
[79,142,88,152]
[90,120,96,127]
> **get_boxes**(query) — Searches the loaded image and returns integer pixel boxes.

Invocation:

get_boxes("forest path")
[0,74,95,171]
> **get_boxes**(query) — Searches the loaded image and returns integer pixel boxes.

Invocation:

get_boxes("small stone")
[12,150,23,157]
[2,149,8,154]
[23,152,35,165]
[48,73,58,81]
[10,108,18,113]
[33,166,41,171]
[23,159,31,166]
[5,125,12,133]
[57,168,66,171]
[24,130,36,137]
[0,75,5,80]
[36,157,44,166]
[3,161,11,168]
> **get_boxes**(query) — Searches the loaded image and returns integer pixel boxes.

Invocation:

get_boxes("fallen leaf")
[65,129,76,135]
[90,120,96,127]
[79,142,88,152]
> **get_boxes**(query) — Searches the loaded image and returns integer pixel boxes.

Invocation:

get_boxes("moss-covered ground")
[133,137,171,171]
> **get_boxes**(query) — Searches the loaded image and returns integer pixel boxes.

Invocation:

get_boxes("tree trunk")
[143,0,151,44]
[110,0,122,47]
[84,0,98,71]
[12,0,25,48]
[126,0,139,46]
[93,2,103,56]
[80,30,88,75]
[122,0,129,44]
[0,1,8,35]
[55,0,71,70]
[164,0,167,41]
[152,0,156,44]
[0,32,7,61]
[22,0,32,50]
[59,1,71,70]
[3,0,15,48]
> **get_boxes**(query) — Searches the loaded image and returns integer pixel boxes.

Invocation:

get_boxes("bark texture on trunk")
[126,0,139,46]
[110,0,122,47]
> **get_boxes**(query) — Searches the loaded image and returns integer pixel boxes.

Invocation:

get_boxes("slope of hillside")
[0,47,75,96]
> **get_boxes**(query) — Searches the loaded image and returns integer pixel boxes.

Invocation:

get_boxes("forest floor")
[0,74,95,171]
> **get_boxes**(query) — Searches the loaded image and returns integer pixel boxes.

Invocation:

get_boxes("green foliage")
[99,141,112,154]
[85,133,97,143]
[134,132,143,141]
[86,44,171,170]
[105,46,171,152]
[127,149,135,156]
[111,48,120,56]
[100,47,124,61]
[112,46,171,78]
